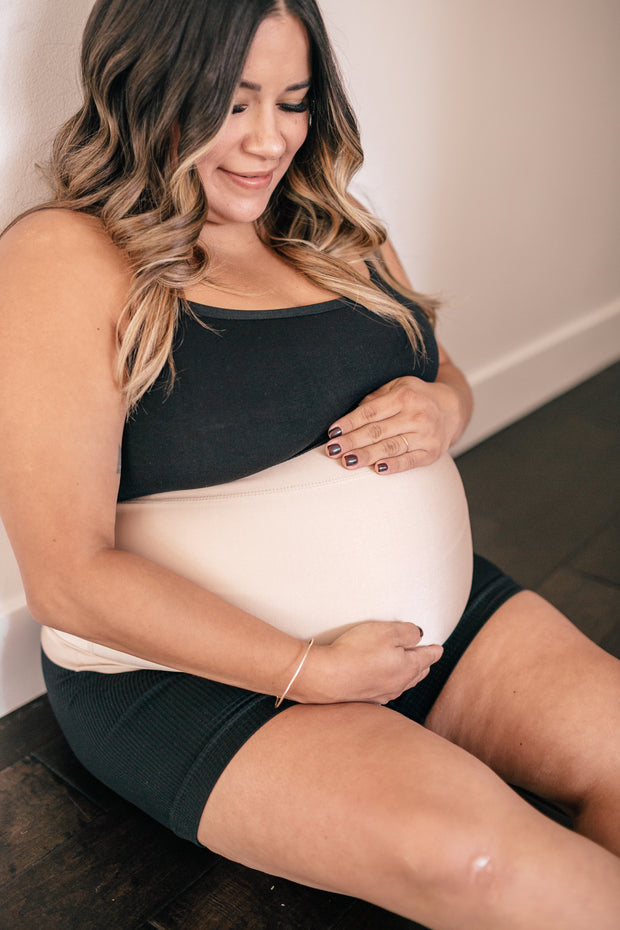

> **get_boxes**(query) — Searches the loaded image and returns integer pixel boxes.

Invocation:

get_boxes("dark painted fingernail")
[418,626,424,638]
[328,426,342,439]
[327,443,341,456]
[377,462,388,473]
[344,454,358,467]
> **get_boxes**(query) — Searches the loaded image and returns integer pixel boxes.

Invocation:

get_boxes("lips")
[219,168,275,190]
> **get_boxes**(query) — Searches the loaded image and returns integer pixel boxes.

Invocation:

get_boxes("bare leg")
[198,701,620,930]
[426,590,620,855]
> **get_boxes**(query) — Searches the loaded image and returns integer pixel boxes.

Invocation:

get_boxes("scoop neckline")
[186,296,351,320]
[184,264,388,320]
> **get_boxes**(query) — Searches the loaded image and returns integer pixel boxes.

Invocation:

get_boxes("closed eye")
[279,100,309,113]
[231,100,309,115]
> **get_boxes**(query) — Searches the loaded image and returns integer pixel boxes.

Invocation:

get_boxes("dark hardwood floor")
[1,361,618,930]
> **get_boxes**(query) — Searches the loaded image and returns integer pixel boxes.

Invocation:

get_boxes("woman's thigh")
[425,591,620,835]
[197,700,620,929]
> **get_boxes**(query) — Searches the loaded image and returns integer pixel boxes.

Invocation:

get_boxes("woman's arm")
[433,340,474,448]
[325,239,473,473]
[0,211,441,704]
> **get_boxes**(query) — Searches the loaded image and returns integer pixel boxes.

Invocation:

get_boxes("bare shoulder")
[1,208,122,265]
[0,208,131,326]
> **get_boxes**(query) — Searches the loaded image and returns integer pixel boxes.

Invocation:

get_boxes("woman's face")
[197,14,311,228]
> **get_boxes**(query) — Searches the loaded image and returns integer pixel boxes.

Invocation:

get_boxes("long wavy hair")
[41,0,438,410]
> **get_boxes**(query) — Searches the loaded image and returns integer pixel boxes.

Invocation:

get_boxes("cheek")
[195,153,214,186]
[195,131,234,180]
[288,121,309,160]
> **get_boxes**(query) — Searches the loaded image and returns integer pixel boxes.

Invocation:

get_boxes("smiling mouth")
[220,169,274,190]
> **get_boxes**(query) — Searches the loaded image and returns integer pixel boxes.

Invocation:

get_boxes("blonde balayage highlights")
[42,0,437,411]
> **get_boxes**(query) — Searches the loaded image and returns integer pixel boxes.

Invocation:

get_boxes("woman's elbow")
[20,549,105,632]
[23,569,75,629]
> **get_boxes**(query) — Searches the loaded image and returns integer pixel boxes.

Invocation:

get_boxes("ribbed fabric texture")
[42,554,521,845]
[41,655,284,843]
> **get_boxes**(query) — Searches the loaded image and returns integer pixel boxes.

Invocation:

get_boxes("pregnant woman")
[1,1,619,927]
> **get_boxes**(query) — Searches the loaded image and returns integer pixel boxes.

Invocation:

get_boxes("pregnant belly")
[42,449,473,672]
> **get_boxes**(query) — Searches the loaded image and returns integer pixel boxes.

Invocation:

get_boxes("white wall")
[1,0,619,715]
[321,0,620,447]
[0,0,92,716]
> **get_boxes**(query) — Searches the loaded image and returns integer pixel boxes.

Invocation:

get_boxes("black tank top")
[118,269,439,501]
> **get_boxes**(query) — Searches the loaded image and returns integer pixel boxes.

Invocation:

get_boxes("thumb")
[407,643,444,667]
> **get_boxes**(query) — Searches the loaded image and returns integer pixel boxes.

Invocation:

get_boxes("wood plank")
[0,755,101,886]
[456,364,620,589]
[551,362,619,432]
[331,899,429,930]
[147,859,347,930]
[0,695,60,772]
[1,808,217,930]
[536,567,620,655]
[33,733,121,812]
[567,515,620,587]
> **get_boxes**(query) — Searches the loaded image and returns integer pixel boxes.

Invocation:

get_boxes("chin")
[208,210,266,227]
[208,192,275,226]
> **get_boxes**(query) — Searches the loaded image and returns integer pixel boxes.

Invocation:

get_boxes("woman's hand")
[325,355,472,475]
[327,233,474,475]
[290,621,443,705]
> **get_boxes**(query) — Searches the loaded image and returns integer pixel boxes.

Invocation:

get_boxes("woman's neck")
[186,224,337,311]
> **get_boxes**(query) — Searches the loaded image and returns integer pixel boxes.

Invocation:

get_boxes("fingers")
[326,377,446,473]
[327,387,403,442]
[376,642,444,704]
[409,644,444,667]
[399,642,444,689]
[375,622,445,689]
[326,421,438,473]
[340,620,443,688]
[385,619,425,648]
[374,447,434,475]
[325,620,444,704]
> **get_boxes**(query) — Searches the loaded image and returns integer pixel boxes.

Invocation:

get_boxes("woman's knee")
[388,805,510,909]
[389,792,595,928]
[197,702,510,891]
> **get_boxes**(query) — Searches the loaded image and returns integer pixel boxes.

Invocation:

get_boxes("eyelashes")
[231,100,309,115]
[278,101,309,113]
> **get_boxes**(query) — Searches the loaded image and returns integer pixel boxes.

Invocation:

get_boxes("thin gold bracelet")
[275,638,314,707]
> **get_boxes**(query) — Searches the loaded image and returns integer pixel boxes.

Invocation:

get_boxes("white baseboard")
[454,296,620,455]
[0,601,45,718]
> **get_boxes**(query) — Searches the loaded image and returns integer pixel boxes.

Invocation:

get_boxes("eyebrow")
[239,79,311,92]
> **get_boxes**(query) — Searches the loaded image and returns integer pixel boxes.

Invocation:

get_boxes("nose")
[243,106,286,161]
